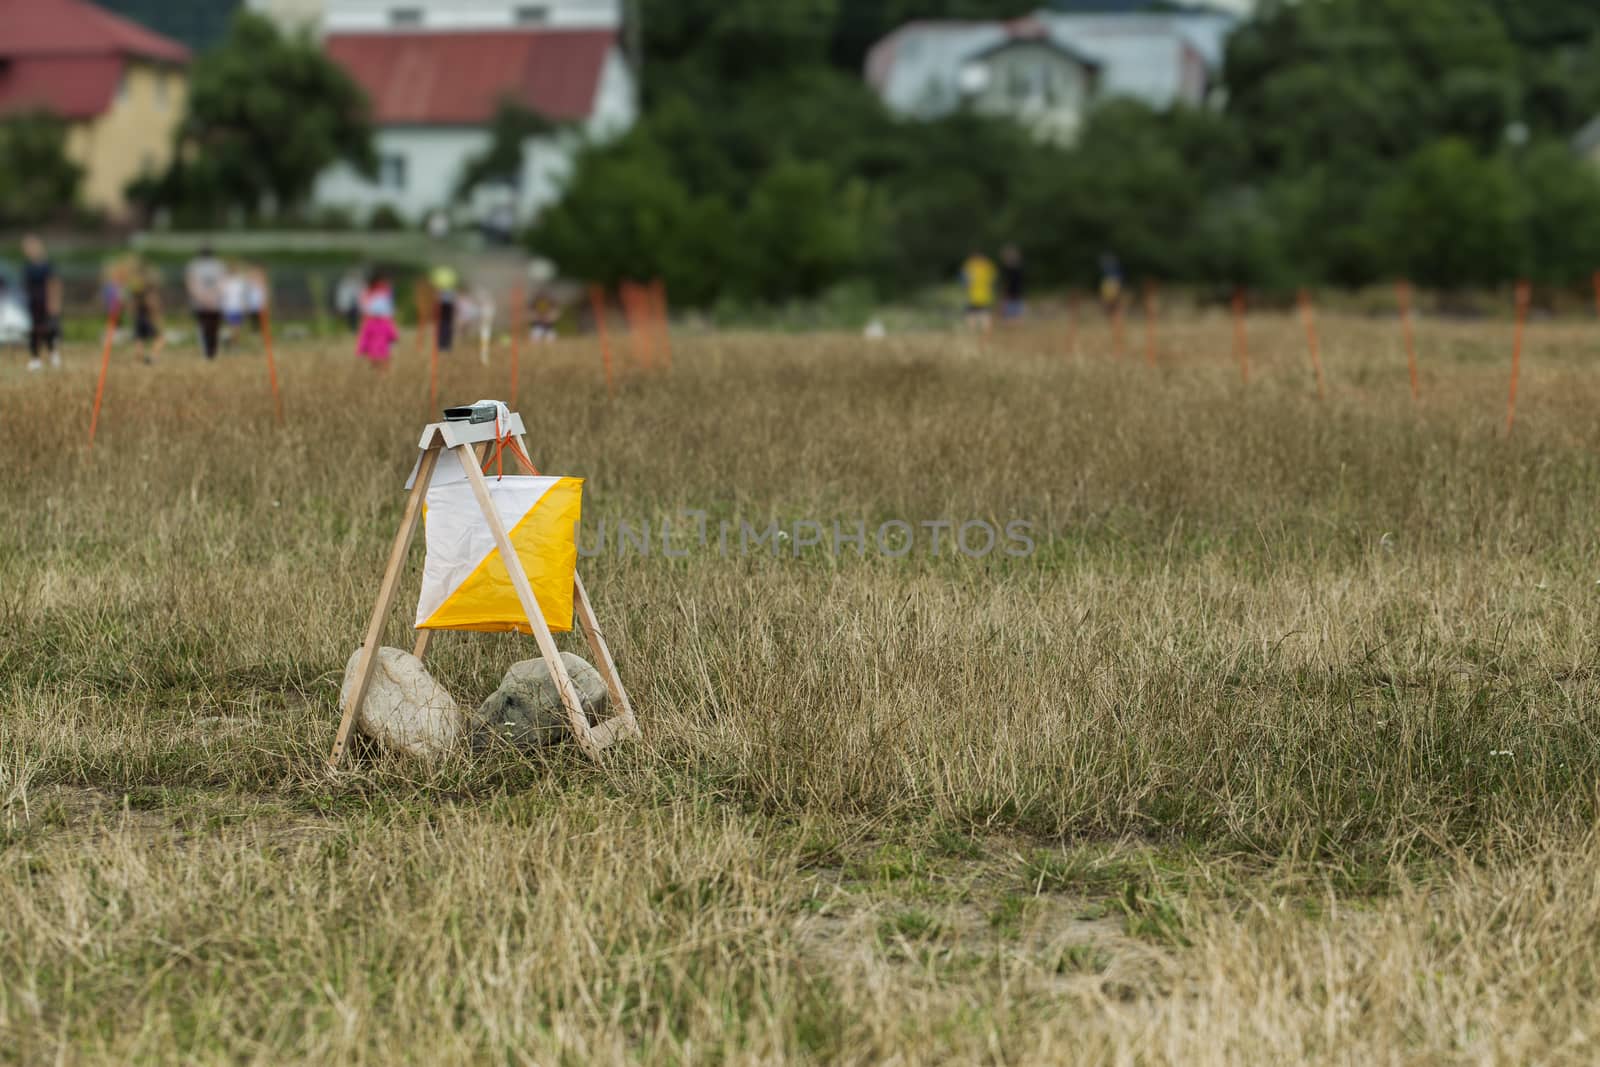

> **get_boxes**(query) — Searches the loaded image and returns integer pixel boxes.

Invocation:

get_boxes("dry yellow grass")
[2,313,1599,1063]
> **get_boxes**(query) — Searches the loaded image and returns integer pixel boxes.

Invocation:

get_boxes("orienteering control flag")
[415,461,583,634]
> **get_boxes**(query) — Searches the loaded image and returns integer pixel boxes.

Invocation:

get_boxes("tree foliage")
[0,112,83,226]
[533,0,1600,303]
[454,100,560,200]
[149,11,375,219]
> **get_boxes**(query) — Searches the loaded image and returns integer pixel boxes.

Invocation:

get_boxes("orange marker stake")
[508,284,524,402]
[1506,280,1532,436]
[620,282,646,369]
[1298,288,1326,399]
[1065,291,1079,356]
[650,278,673,371]
[1231,288,1249,385]
[1142,281,1158,367]
[589,284,615,397]
[1397,280,1420,403]
[260,303,284,425]
[413,280,431,364]
[86,298,124,451]
[428,320,440,415]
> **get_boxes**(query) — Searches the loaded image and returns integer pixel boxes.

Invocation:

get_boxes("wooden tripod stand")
[329,412,638,768]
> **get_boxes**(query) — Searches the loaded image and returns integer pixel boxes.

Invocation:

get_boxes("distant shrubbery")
[533,0,1600,304]
[0,112,84,227]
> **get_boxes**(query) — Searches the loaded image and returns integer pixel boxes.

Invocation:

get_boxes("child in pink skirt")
[356,270,398,365]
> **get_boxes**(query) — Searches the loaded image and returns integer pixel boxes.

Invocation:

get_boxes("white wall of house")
[316,128,572,222]
[588,45,637,138]
[970,41,1095,145]
[869,9,1238,122]
[313,45,635,223]
[1040,13,1235,107]
[323,0,621,31]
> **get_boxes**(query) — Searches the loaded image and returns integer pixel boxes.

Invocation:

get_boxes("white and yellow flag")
[415,463,583,634]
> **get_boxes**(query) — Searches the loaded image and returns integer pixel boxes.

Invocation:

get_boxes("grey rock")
[471,652,609,750]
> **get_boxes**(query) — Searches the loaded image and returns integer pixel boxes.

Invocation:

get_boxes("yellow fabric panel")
[419,477,581,633]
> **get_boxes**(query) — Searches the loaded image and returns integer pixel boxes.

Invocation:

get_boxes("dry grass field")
[3,310,1600,1064]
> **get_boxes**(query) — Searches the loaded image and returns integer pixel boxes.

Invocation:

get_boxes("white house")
[321,0,620,30]
[960,20,1100,146]
[314,0,635,225]
[1037,11,1232,106]
[866,5,1237,141]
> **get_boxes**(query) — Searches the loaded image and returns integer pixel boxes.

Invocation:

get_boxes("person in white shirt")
[185,247,226,359]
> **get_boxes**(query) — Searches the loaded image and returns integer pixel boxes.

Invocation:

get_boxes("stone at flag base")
[339,646,461,759]
[472,653,609,751]
[414,464,583,634]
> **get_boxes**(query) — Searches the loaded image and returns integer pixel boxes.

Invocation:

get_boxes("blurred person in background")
[1099,252,1124,317]
[531,291,560,343]
[22,235,62,371]
[431,263,459,353]
[334,269,364,332]
[129,262,165,366]
[355,268,398,367]
[1000,244,1025,322]
[186,246,226,359]
[221,261,248,347]
[244,266,268,333]
[961,248,997,334]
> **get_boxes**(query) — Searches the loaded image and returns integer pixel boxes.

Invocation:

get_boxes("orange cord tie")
[481,432,540,479]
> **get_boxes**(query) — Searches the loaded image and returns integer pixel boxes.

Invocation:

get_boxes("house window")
[389,7,423,27]
[378,153,408,191]
[1008,67,1029,101]
[514,5,549,25]
[154,73,168,109]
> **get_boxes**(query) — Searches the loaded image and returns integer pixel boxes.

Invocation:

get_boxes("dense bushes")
[532,0,1600,304]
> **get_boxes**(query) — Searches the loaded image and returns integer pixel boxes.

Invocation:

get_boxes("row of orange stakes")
[1061,278,1540,436]
[83,276,678,451]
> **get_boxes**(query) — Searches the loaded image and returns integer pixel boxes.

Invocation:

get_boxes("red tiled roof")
[0,0,187,119]
[0,0,189,63]
[0,56,126,119]
[326,30,616,126]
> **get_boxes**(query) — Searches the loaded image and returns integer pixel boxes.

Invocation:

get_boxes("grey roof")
[966,31,1102,70]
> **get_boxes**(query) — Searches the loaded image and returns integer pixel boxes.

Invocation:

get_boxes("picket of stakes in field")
[76,272,1574,448]
[1101,276,1545,437]
[81,275,677,447]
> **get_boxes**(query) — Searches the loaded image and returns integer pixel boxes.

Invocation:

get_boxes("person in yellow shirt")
[962,249,997,333]
[431,264,460,352]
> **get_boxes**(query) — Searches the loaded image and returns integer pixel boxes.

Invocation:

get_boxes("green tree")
[178,11,375,216]
[454,99,559,201]
[1373,139,1523,289]
[738,161,864,300]
[531,134,742,306]
[1225,0,1520,168]
[0,112,83,226]
[1004,101,1207,286]
[1512,140,1600,284]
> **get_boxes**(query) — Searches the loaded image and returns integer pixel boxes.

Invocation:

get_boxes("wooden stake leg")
[328,446,441,769]
[510,430,636,742]
[453,444,605,760]
[573,571,638,740]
